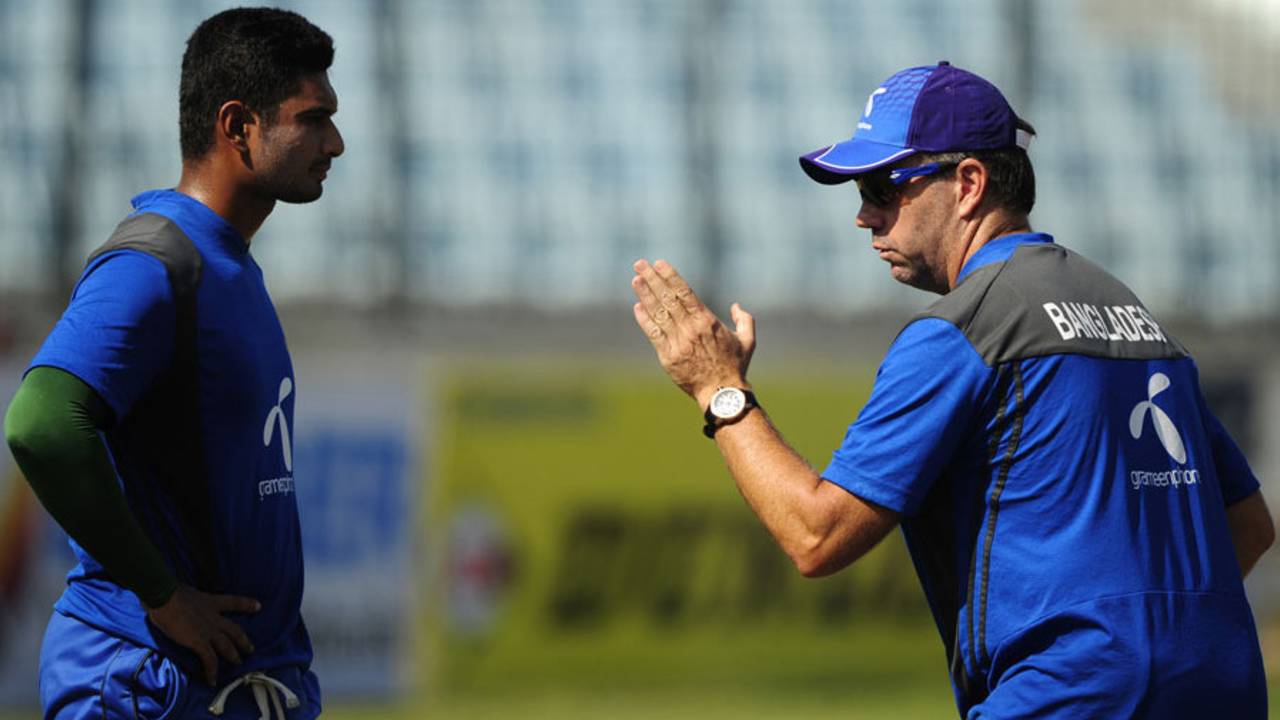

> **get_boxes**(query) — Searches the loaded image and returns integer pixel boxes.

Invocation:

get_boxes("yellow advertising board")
[427,361,943,696]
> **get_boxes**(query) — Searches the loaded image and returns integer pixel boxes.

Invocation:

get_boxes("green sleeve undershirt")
[4,366,178,608]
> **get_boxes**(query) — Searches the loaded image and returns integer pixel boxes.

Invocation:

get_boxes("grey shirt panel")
[87,212,203,296]
[914,244,1188,365]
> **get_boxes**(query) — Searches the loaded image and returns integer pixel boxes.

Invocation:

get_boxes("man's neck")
[947,212,1032,290]
[175,161,274,244]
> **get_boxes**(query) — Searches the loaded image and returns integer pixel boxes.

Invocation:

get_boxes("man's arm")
[630,259,898,576]
[1225,490,1274,578]
[714,409,900,576]
[5,366,178,604]
[4,366,257,685]
[1195,387,1272,579]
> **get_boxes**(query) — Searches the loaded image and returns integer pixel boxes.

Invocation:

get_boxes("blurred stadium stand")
[1,0,1278,316]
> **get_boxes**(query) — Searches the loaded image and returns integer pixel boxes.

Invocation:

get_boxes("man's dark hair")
[907,119,1038,216]
[179,7,334,161]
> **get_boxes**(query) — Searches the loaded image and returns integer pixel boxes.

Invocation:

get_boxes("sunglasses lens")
[857,173,896,207]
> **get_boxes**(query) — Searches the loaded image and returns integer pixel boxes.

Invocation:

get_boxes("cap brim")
[799,140,916,185]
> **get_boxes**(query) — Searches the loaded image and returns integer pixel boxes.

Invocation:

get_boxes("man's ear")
[955,157,988,220]
[216,100,256,154]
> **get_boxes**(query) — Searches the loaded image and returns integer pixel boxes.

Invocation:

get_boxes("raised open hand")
[631,259,756,408]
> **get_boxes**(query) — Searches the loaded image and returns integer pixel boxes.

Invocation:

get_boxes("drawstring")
[208,671,300,720]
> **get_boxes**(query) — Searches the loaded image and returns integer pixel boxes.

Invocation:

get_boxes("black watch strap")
[702,389,759,438]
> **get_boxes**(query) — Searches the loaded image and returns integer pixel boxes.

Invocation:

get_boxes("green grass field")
[324,688,956,719]
[320,681,1280,720]
[3,684,1280,720]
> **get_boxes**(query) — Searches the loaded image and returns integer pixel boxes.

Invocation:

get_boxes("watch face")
[710,387,747,420]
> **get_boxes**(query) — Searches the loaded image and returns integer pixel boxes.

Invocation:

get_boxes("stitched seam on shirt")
[966,364,1012,682]
[978,363,1026,665]
[986,588,1246,658]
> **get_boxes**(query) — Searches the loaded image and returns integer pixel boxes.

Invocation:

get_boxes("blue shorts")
[39,610,321,719]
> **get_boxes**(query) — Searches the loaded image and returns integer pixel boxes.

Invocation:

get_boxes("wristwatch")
[702,387,760,438]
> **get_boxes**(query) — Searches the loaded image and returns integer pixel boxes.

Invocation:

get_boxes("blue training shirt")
[822,233,1265,717]
[30,189,312,685]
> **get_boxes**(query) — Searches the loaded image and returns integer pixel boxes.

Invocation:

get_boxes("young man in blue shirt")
[631,61,1273,717]
[5,7,343,718]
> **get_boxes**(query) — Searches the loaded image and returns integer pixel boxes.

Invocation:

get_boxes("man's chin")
[894,270,950,295]
[277,184,325,204]
[888,265,914,286]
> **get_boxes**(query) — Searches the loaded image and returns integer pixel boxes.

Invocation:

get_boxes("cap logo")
[858,87,887,130]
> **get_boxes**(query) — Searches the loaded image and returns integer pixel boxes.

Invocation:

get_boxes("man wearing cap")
[630,61,1271,716]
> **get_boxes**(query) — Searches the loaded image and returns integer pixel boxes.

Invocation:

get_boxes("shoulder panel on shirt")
[822,317,994,517]
[87,213,203,298]
[89,211,219,592]
[915,244,1188,365]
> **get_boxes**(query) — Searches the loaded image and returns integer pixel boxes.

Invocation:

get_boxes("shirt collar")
[955,232,1054,285]
[130,189,248,256]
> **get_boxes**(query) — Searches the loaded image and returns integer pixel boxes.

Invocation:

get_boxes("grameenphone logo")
[1128,372,1200,491]
[263,377,294,472]
[1128,372,1186,463]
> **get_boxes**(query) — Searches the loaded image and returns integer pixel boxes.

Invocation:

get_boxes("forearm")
[1226,490,1274,578]
[630,259,898,577]
[4,367,178,607]
[714,407,897,576]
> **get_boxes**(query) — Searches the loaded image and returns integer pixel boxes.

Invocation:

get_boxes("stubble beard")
[897,204,952,295]
[891,263,949,295]
[255,167,324,204]
[254,128,325,204]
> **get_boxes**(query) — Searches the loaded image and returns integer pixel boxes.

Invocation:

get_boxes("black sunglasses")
[856,162,959,207]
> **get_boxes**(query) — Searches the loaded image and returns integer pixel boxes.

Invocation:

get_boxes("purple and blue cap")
[800,61,1033,184]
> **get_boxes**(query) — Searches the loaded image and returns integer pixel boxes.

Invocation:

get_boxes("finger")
[633,303,668,349]
[194,642,218,686]
[218,617,256,655]
[211,632,243,666]
[652,259,704,315]
[731,303,756,354]
[633,260,677,320]
[215,594,262,614]
[649,260,695,318]
[631,272,673,330]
